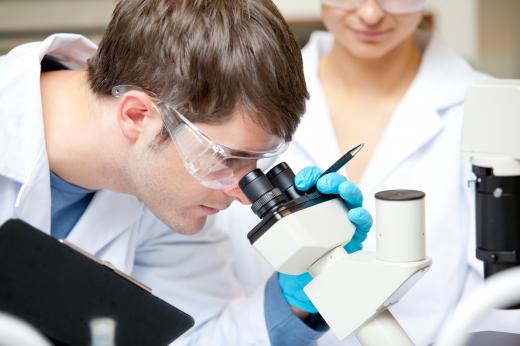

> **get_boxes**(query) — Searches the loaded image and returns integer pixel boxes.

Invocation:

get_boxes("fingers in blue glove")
[277,272,318,314]
[348,207,373,235]
[338,180,363,209]
[294,166,323,191]
[316,173,363,210]
[316,173,347,194]
[344,207,373,254]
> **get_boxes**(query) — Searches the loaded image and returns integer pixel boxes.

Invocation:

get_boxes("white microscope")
[239,160,432,345]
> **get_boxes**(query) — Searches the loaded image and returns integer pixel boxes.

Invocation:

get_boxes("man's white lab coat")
[0,34,270,345]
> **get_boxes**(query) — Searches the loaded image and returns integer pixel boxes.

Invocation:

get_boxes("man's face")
[127,109,279,234]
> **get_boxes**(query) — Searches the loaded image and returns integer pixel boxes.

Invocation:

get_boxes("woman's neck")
[320,36,422,99]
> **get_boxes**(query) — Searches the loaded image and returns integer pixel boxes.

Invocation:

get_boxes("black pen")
[303,143,364,193]
[319,143,364,178]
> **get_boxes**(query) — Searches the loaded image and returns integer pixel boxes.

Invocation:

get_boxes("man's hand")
[278,166,373,316]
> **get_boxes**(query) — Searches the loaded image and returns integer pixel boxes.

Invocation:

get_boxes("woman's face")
[321,0,424,59]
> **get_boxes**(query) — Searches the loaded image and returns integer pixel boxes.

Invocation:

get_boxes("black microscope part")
[375,190,425,201]
[266,162,302,200]
[239,169,287,218]
[473,166,520,276]
[238,162,338,243]
[473,165,520,310]
[239,169,272,202]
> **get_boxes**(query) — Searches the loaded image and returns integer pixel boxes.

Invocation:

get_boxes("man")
[0,0,371,344]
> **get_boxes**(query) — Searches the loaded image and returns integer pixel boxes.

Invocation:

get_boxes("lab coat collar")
[361,32,480,191]
[66,189,143,255]
[359,81,443,192]
[302,31,479,113]
[413,31,482,112]
[0,34,142,252]
[0,34,96,233]
[0,34,96,185]
[296,31,479,189]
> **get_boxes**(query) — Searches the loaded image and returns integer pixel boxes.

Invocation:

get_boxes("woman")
[295,2,486,343]
[219,0,516,345]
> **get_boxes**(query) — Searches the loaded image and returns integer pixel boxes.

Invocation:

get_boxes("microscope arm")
[305,247,431,342]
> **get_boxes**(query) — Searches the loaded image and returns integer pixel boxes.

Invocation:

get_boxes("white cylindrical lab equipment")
[90,317,116,346]
[375,190,426,262]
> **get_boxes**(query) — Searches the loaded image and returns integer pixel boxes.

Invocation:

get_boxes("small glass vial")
[89,317,116,346]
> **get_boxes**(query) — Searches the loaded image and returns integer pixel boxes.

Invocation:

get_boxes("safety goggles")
[321,0,429,14]
[112,85,288,189]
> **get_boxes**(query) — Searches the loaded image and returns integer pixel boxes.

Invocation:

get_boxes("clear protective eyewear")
[112,85,288,190]
[321,0,429,14]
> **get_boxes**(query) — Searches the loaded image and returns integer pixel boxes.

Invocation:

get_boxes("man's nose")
[357,0,386,26]
[223,186,251,205]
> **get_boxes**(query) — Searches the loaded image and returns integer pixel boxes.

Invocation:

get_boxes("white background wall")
[0,0,519,77]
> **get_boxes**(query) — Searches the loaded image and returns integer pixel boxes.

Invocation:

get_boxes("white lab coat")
[0,34,272,345]
[216,31,520,345]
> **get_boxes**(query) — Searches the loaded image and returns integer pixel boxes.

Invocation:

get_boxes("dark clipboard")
[0,219,194,346]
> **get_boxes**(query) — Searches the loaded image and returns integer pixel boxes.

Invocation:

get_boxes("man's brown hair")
[87,0,308,142]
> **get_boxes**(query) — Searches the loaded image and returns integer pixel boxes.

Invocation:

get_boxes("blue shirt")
[265,273,328,345]
[50,172,95,239]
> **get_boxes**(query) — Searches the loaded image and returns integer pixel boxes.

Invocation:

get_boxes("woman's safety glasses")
[321,0,429,14]
[112,85,288,190]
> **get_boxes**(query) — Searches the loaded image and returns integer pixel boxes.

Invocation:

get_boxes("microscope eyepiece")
[239,169,271,202]
[266,163,302,200]
[239,169,287,218]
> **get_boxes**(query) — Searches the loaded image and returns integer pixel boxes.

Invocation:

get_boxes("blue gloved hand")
[278,166,373,313]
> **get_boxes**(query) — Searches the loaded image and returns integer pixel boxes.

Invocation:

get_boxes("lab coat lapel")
[360,33,476,191]
[66,190,142,255]
[293,34,343,171]
[1,38,52,233]
[1,34,134,254]
[13,151,52,235]
[360,75,443,192]
[1,34,98,234]
[293,90,343,170]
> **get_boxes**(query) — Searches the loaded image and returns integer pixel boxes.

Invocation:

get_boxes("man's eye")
[224,158,256,171]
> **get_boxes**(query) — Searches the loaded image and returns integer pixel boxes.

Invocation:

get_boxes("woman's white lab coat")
[0,34,272,345]
[217,31,519,345]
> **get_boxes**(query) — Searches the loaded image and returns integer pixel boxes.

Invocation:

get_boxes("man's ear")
[116,90,158,142]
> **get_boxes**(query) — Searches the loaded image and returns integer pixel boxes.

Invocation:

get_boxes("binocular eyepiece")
[239,162,302,219]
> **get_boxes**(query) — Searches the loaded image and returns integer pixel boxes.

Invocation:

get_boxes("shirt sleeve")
[264,273,328,346]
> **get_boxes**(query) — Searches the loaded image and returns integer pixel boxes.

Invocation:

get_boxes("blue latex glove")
[278,166,373,313]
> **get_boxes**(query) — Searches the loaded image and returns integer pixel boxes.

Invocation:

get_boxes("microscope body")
[239,164,431,343]
[250,196,353,274]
